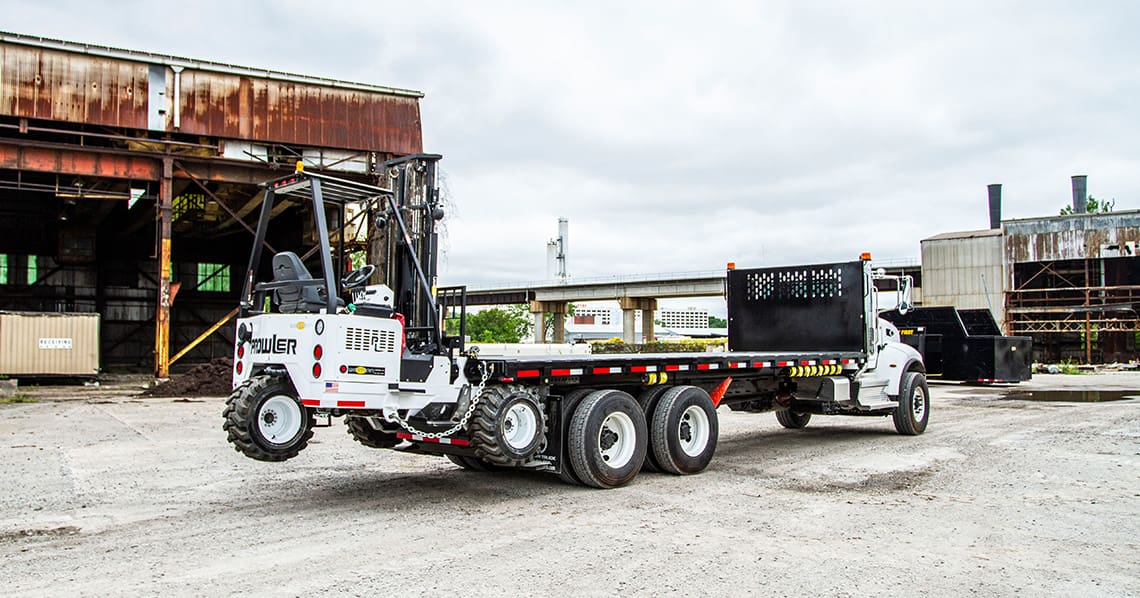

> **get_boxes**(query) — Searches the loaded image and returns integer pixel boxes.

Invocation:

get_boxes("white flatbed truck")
[223,158,929,488]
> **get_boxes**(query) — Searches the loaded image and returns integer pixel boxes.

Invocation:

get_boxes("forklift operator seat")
[272,251,343,313]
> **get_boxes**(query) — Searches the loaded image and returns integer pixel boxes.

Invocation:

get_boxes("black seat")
[272,251,343,313]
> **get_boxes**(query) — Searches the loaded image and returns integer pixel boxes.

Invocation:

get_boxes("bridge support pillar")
[619,297,657,344]
[530,300,568,343]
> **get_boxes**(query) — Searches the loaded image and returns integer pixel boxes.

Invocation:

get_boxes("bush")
[591,338,726,354]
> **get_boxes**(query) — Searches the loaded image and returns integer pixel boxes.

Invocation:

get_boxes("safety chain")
[385,362,491,439]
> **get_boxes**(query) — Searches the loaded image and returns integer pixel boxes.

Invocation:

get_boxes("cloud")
[4,0,1138,291]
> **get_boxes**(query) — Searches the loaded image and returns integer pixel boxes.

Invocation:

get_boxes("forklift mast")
[376,154,445,352]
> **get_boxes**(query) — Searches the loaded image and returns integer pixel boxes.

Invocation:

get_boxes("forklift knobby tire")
[637,386,671,473]
[470,385,546,466]
[775,409,812,429]
[447,454,501,472]
[345,416,400,449]
[893,371,930,435]
[223,375,314,462]
[557,388,595,486]
[650,386,718,475]
[568,390,647,489]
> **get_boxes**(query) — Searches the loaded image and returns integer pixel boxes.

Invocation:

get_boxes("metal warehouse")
[921,179,1139,363]
[0,31,424,376]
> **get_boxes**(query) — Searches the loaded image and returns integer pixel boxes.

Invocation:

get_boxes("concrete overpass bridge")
[454,260,921,343]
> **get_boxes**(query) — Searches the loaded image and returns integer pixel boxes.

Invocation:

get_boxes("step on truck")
[223,157,929,488]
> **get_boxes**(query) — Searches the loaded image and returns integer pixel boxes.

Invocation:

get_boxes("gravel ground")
[1,373,1137,597]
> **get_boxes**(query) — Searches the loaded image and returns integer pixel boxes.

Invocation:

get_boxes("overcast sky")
[5,1,1138,314]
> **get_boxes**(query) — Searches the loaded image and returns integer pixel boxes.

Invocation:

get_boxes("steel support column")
[155,157,174,378]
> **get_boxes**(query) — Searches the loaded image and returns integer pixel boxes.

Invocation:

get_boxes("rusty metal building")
[0,31,424,376]
[921,179,1140,364]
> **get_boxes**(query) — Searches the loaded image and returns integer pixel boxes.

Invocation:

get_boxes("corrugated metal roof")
[922,228,1002,242]
[0,30,423,98]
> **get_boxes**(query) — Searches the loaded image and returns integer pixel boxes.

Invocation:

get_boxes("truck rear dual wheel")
[637,387,671,472]
[649,386,718,475]
[568,390,647,489]
[223,375,314,462]
[556,388,595,486]
[893,372,930,435]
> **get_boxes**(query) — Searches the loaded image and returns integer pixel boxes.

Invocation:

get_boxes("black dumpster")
[881,307,1032,383]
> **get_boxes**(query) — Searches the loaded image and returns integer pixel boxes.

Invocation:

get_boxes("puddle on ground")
[1001,390,1140,403]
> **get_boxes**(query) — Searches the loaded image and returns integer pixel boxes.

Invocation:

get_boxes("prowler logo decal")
[250,335,298,355]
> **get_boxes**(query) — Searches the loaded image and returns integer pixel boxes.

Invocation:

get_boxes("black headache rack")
[727,260,869,353]
[881,306,1032,383]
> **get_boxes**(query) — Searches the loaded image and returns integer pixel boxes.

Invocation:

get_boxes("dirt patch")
[0,526,81,543]
[143,358,233,398]
[785,469,934,494]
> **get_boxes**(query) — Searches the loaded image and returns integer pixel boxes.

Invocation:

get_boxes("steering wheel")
[341,264,376,290]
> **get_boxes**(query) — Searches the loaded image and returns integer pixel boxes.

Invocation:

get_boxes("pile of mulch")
[143,358,235,397]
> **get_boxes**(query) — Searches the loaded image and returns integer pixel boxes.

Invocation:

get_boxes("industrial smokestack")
[556,217,569,279]
[987,184,1002,229]
[1071,175,1088,214]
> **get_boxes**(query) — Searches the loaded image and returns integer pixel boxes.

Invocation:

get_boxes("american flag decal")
[325,382,339,393]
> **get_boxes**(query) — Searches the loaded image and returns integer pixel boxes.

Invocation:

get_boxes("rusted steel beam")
[155,157,174,378]
[0,141,160,180]
[169,307,239,366]
[172,159,293,185]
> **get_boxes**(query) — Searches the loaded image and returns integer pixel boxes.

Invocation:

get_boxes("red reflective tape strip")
[753,361,772,368]
[729,362,748,369]
[552,368,583,377]
[665,364,690,372]
[337,400,366,408]
[593,367,622,375]
[822,359,837,365]
[697,363,720,371]
[842,359,854,365]
[630,365,658,373]
[800,360,816,366]
[777,361,793,367]
[517,370,541,378]
[301,399,321,407]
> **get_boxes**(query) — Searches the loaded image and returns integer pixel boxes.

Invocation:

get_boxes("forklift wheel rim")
[258,395,303,447]
[503,402,540,451]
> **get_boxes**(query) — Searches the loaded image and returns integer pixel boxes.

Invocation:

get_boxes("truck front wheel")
[893,371,930,435]
[223,375,314,462]
[568,390,647,489]
[775,409,812,429]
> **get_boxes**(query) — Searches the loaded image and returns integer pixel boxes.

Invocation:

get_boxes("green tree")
[708,315,728,328]
[1060,195,1114,215]
[453,304,533,343]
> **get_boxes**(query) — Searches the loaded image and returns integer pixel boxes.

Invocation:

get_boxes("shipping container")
[0,311,99,376]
